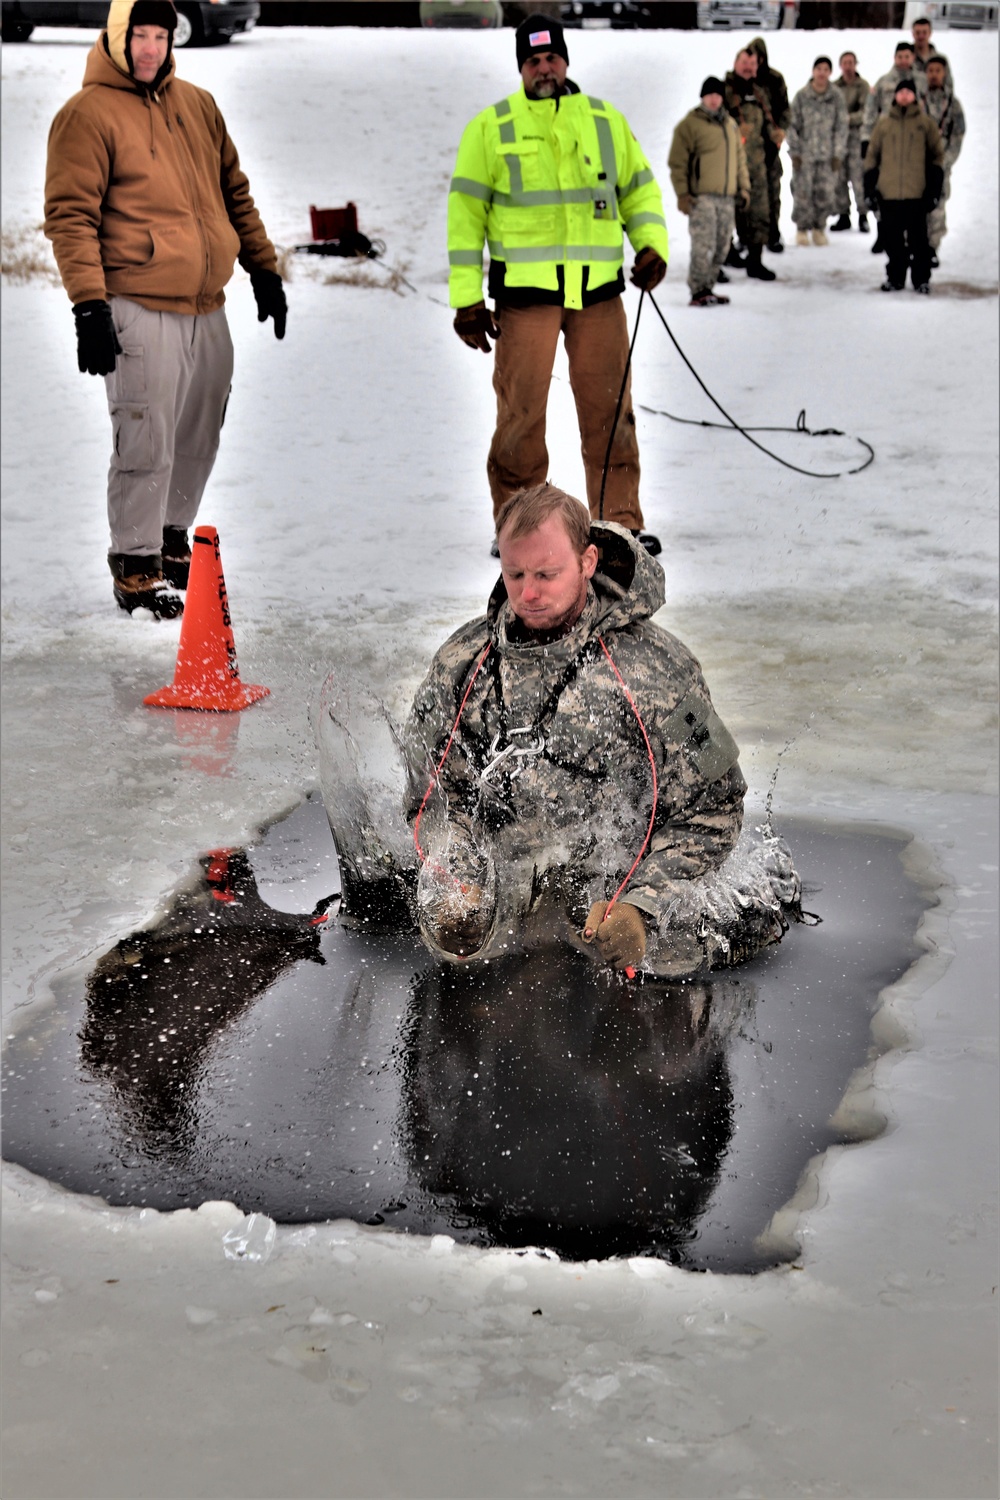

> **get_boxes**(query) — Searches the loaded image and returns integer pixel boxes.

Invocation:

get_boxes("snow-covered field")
[2,19,997,1498]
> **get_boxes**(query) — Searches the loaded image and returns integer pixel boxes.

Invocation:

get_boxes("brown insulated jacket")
[44,15,276,313]
[867,102,944,201]
[668,107,750,202]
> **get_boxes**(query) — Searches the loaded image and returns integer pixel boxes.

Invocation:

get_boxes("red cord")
[413,643,492,862]
[413,634,659,924]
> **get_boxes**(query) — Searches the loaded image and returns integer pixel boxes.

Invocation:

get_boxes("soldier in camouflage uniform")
[923,55,965,258]
[403,484,747,975]
[787,58,849,245]
[746,36,790,253]
[724,50,779,281]
[832,51,871,231]
[861,43,927,149]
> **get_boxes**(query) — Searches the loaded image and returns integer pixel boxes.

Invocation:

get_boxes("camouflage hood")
[485,520,665,643]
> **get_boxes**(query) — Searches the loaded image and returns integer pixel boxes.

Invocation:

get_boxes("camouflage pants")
[834,131,866,216]
[791,158,838,230]
[688,194,736,297]
[766,150,783,244]
[927,166,952,250]
[735,140,770,247]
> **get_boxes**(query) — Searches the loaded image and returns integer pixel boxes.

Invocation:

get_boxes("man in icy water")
[403,484,754,975]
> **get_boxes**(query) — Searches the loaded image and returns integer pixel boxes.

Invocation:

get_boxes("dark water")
[1,799,930,1271]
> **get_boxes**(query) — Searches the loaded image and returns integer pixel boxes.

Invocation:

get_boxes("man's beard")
[527,78,561,99]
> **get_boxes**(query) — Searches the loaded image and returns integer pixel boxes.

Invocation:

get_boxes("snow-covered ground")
[2,20,997,1498]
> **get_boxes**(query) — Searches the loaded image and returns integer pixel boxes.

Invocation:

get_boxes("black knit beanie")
[701,76,726,96]
[516,13,569,69]
[894,76,917,97]
[129,1,177,31]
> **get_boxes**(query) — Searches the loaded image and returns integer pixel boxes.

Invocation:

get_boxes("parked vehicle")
[560,2,659,26]
[903,0,997,26]
[0,1,260,47]
[696,0,798,28]
[419,0,503,26]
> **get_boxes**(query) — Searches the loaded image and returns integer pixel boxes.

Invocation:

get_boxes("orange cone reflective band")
[144,527,270,712]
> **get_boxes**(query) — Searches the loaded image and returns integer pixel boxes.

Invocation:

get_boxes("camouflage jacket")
[786,83,849,162]
[924,86,965,170]
[913,50,954,90]
[403,524,746,930]
[746,38,791,132]
[862,66,928,142]
[834,73,871,132]
[724,73,780,148]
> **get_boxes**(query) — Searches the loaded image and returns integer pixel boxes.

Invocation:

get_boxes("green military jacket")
[668,106,750,201]
[834,73,871,132]
[868,102,944,200]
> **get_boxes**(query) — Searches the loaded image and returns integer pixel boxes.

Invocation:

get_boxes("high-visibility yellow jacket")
[448,85,668,312]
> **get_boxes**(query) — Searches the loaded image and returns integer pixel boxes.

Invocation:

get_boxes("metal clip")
[480,726,545,784]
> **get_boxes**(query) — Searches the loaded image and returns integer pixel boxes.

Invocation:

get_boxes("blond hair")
[495,483,592,555]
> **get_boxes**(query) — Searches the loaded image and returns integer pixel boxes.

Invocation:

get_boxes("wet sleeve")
[402,639,486,833]
[623,662,746,926]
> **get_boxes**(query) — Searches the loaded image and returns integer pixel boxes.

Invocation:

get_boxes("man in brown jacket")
[668,78,750,307]
[44,0,285,618]
[864,78,944,295]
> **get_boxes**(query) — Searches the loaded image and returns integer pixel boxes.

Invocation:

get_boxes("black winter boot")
[161,526,192,590]
[745,246,777,281]
[630,529,662,556]
[109,554,184,619]
[830,214,852,232]
[858,213,870,232]
[724,242,748,270]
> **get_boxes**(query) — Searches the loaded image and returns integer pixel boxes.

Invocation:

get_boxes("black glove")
[250,269,287,340]
[453,302,500,353]
[862,170,880,214]
[629,247,667,291]
[73,300,122,377]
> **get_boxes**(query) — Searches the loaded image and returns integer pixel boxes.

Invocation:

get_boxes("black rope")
[598,289,646,521]
[643,290,875,478]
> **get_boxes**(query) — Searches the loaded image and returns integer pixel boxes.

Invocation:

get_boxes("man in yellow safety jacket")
[448,13,669,555]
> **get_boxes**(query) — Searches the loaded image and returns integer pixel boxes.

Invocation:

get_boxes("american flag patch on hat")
[529,29,552,46]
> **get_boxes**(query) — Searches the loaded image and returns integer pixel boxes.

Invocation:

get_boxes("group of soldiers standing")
[669,17,966,306]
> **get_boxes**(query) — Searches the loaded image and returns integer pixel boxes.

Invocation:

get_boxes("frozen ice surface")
[2,22,997,1500]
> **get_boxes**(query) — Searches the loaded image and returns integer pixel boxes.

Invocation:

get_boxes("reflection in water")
[1,807,928,1269]
[79,848,331,1156]
[401,952,753,1262]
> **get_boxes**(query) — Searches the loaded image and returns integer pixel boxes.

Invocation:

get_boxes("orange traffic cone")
[144,526,270,712]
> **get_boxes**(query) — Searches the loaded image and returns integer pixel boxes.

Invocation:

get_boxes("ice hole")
[1,797,931,1272]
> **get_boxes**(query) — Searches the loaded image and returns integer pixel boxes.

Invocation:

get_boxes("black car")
[1,1,260,46]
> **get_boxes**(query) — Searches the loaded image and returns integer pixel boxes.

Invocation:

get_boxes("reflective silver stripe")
[493,187,598,207]
[619,166,654,198]
[450,176,492,202]
[449,249,483,265]
[505,150,524,194]
[624,211,666,231]
[592,111,619,221]
[499,243,623,263]
[493,98,512,118]
[587,96,605,111]
[498,119,517,145]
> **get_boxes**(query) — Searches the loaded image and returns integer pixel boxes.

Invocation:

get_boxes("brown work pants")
[487,298,643,531]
